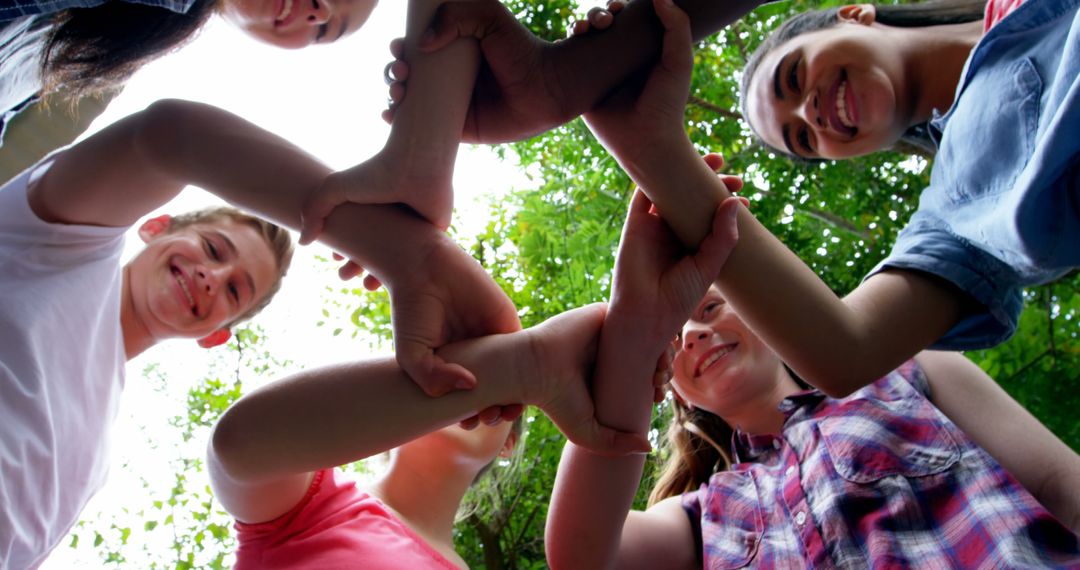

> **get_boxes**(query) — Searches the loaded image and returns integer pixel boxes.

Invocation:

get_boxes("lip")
[826,70,858,137]
[171,264,198,317]
[273,0,298,26]
[694,343,738,378]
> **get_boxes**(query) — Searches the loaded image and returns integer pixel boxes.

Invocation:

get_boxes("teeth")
[696,345,735,377]
[174,270,195,311]
[836,81,855,128]
[276,0,293,22]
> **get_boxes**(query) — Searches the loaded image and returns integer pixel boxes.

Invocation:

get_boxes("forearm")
[548,0,765,120]
[385,0,479,170]
[141,99,442,287]
[211,332,529,482]
[630,141,961,396]
[546,312,658,568]
[919,351,1080,533]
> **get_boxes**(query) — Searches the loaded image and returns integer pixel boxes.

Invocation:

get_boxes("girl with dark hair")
[0,0,377,144]
[570,0,1080,403]
[545,2,1079,566]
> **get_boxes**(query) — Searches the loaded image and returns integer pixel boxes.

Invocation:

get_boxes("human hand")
[524,303,651,455]
[568,0,626,37]
[608,188,743,350]
[382,0,568,143]
[583,0,693,170]
[300,150,454,246]
[382,233,521,397]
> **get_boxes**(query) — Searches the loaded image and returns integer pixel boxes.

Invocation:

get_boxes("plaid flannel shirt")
[683,360,1080,569]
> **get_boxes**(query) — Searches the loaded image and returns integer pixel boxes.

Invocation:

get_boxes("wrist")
[601,303,674,359]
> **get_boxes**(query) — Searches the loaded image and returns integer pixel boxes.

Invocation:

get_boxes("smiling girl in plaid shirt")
[545,1,1080,564]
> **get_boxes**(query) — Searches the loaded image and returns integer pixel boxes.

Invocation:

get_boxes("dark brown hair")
[740,0,988,157]
[40,0,219,100]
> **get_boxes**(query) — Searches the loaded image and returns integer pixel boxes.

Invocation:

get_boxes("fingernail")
[455,378,474,390]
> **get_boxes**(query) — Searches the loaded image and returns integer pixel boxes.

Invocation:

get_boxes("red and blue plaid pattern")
[683,361,1080,568]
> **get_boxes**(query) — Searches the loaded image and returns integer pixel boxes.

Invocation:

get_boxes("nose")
[799,91,825,130]
[195,266,225,297]
[683,329,710,352]
[302,0,331,25]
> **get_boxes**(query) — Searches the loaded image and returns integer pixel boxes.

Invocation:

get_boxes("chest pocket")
[699,471,763,569]
[934,57,1043,203]
[817,397,961,484]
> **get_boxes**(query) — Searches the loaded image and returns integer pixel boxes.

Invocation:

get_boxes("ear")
[837,4,876,25]
[138,214,172,243]
[197,328,231,349]
[498,429,519,459]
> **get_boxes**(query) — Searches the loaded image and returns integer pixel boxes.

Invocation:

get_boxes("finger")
[477,406,503,426]
[628,188,653,214]
[389,37,404,59]
[499,404,525,423]
[299,201,331,246]
[653,387,665,404]
[569,18,589,37]
[338,260,364,281]
[397,344,477,397]
[388,81,405,105]
[652,0,692,73]
[721,175,744,193]
[459,415,481,430]
[332,252,344,261]
[420,1,498,51]
[586,7,613,30]
[606,0,626,14]
[702,152,724,172]
[389,60,409,83]
[363,274,383,291]
[693,198,742,279]
[572,423,652,456]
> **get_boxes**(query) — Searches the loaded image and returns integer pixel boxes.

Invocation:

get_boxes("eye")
[787,54,801,95]
[797,127,814,154]
[701,301,721,317]
[228,283,240,303]
[205,238,221,261]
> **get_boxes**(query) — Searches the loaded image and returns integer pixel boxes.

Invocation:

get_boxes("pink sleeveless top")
[234,469,460,569]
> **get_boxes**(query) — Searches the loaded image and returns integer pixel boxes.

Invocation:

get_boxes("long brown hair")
[40,0,219,100]
[648,399,735,507]
[740,0,989,157]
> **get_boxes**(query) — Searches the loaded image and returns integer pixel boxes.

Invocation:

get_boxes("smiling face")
[125,219,279,343]
[671,286,788,417]
[220,0,378,49]
[745,6,915,160]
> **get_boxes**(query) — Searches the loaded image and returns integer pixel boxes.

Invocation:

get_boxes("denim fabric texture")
[871,0,1080,349]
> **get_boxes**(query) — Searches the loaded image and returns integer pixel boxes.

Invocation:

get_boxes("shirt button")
[772,439,781,450]
[795,511,807,526]
[786,465,796,477]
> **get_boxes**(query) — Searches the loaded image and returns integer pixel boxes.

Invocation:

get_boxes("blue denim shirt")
[871,0,1080,349]
[0,0,194,21]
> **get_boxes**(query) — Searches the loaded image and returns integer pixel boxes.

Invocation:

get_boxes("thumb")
[396,339,477,397]
[569,421,652,456]
[692,197,742,280]
[419,1,492,51]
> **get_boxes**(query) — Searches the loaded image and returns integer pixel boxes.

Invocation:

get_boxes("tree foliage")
[69,0,1077,567]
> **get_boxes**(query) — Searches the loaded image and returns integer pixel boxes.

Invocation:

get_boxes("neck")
[370,449,479,554]
[902,20,985,124]
[721,364,802,436]
[119,267,153,360]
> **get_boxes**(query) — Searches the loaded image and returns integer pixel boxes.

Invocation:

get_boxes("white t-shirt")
[0,157,127,569]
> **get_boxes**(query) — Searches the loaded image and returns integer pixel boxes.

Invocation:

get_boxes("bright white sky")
[37,1,558,566]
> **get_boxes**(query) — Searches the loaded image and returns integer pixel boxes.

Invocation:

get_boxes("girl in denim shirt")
[571,0,1080,401]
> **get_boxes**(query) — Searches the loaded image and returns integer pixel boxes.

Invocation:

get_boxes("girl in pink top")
[206,302,665,569]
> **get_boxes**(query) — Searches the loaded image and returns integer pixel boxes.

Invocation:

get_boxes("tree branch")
[687,95,742,121]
